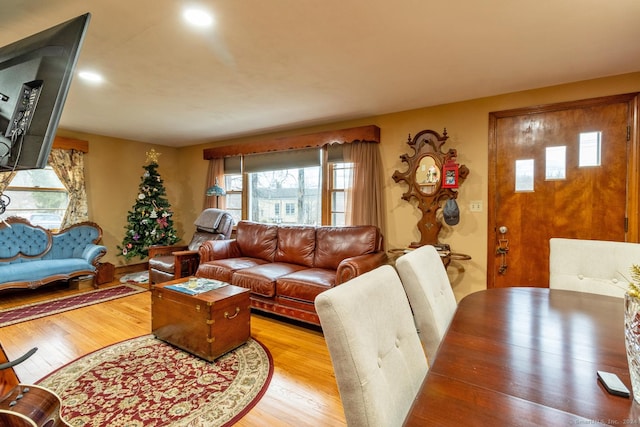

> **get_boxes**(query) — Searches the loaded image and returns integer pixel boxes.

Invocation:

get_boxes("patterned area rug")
[38,335,273,427]
[0,285,146,328]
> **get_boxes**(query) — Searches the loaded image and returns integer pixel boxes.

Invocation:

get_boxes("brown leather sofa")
[196,220,387,325]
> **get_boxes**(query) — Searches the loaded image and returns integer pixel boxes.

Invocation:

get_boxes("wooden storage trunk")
[151,279,251,361]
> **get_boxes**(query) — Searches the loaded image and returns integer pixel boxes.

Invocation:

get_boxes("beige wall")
[53,130,182,267]
[59,71,640,299]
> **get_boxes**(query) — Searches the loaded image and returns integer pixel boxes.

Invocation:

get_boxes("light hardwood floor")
[0,279,346,426]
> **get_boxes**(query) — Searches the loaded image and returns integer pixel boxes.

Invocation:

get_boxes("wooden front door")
[487,93,639,288]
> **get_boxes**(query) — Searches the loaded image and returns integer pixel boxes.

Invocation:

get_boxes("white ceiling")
[2,0,640,147]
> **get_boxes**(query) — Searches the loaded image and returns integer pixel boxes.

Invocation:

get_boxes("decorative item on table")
[165,278,228,295]
[624,264,640,403]
[206,178,226,208]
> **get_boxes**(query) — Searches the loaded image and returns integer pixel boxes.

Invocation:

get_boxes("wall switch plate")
[470,201,483,212]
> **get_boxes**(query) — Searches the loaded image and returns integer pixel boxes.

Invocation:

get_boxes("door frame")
[487,92,640,288]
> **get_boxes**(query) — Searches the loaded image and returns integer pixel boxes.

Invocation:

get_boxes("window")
[545,146,566,180]
[329,162,353,226]
[248,167,321,224]
[220,146,365,226]
[515,159,535,192]
[285,203,295,215]
[223,173,242,224]
[0,166,68,230]
[579,131,602,167]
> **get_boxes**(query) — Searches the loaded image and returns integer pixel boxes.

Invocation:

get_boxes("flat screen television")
[0,13,90,171]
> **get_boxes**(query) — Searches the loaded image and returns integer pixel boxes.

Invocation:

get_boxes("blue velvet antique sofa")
[0,217,107,291]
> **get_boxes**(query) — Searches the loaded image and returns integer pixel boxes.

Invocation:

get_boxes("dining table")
[404,287,640,426]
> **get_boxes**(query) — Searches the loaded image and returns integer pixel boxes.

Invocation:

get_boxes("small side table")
[152,277,251,361]
[388,247,471,268]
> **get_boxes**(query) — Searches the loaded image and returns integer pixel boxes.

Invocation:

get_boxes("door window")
[579,131,602,167]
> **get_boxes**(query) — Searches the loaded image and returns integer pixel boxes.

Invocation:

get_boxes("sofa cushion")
[0,222,51,260]
[236,221,278,262]
[233,262,307,297]
[197,257,268,283]
[44,223,101,259]
[275,225,316,267]
[1,259,94,284]
[277,268,336,303]
[314,225,379,270]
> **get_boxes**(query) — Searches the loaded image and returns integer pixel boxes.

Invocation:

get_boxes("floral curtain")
[204,158,225,209]
[345,142,386,237]
[48,148,88,227]
[0,171,16,193]
[0,171,16,216]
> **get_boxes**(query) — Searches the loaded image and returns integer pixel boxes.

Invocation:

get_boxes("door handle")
[497,226,509,274]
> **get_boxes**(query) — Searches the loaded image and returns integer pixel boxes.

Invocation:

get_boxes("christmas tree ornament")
[146,149,161,164]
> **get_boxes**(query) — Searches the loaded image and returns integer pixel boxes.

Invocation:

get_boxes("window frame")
[327,161,353,226]
[1,165,69,229]
[223,147,350,226]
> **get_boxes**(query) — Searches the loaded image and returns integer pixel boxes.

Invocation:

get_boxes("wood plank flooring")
[0,279,346,426]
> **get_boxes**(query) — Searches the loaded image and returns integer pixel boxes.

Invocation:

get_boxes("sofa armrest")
[171,249,200,277]
[148,244,188,258]
[82,244,107,266]
[336,252,389,285]
[173,249,198,258]
[199,239,241,262]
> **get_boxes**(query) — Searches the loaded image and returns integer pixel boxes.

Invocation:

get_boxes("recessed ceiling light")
[78,70,103,84]
[183,8,214,27]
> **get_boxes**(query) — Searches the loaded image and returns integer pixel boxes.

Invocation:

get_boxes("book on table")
[165,278,228,295]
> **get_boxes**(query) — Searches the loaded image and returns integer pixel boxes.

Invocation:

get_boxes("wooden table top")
[152,276,249,304]
[404,287,640,426]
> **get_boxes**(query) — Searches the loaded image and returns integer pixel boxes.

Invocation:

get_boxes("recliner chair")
[148,209,233,284]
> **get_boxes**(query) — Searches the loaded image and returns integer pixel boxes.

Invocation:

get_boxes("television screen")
[0,13,90,171]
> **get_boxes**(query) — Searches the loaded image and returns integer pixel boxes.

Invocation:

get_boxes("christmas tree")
[118,149,179,260]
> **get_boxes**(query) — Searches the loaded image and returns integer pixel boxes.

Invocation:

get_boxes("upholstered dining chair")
[549,238,640,298]
[315,264,428,427]
[395,244,457,364]
[148,209,233,284]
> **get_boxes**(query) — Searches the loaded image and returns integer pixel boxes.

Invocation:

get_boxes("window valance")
[203,125,379,160]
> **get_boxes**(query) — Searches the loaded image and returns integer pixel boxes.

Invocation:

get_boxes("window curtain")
[345,142,386,236]
[0,171,16,216]
[0,171,16,193]
[205,158,225,209]
[48,148,88,227]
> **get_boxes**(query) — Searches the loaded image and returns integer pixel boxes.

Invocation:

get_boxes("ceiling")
[2,0,640,147]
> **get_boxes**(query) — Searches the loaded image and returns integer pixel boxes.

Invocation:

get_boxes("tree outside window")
[248,167,321,225]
